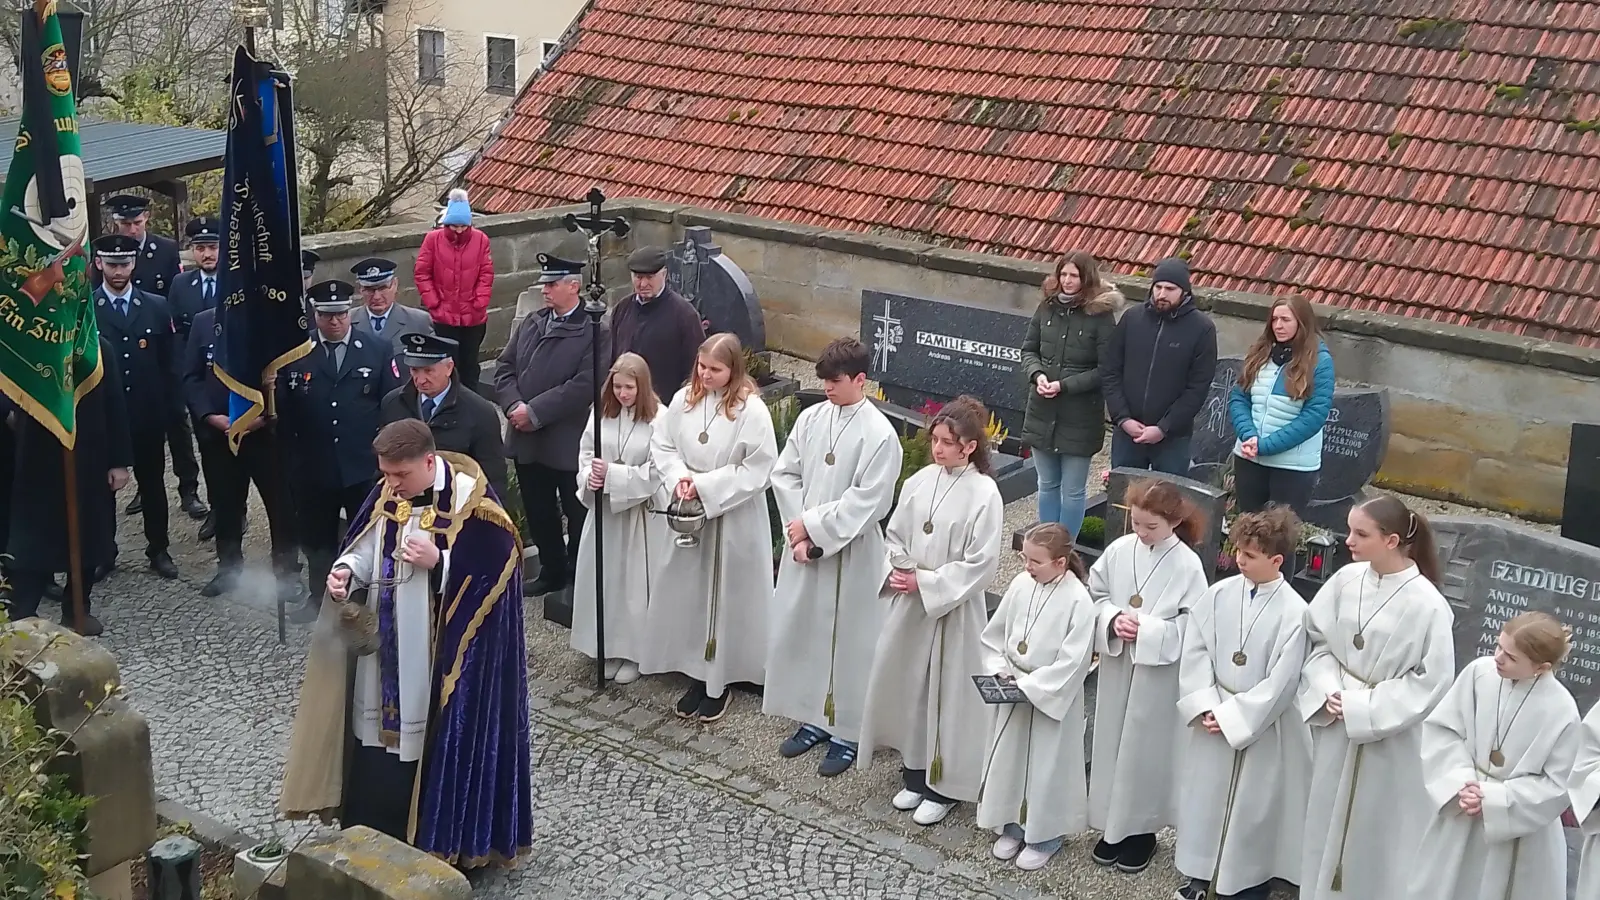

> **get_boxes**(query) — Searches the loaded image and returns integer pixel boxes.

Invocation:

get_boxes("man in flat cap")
[106,194,181,297]
[276,280,403,621]
[183,300,299,600]
[381,332,507,502]
[92,233,182,579]
[609,245,706,398]
[494,252,609,596]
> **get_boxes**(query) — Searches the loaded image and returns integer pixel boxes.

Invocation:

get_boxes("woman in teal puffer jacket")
[1227,295,1335,514]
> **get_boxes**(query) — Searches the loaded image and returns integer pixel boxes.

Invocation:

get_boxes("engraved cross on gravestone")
[666,226,765,352]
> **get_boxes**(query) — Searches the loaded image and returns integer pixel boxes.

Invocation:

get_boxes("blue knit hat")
[441,188,472,226]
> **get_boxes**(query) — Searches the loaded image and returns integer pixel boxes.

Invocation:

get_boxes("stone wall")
[315,200,1600,520]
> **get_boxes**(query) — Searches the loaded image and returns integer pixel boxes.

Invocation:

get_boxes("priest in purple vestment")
[279,418,532,867]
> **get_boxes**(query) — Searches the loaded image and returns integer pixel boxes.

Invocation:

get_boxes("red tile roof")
[464,0,1600,347]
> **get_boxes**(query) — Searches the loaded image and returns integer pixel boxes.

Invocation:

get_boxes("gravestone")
[667,227,764,351]
[1563,424,1600,549]
[1432,516,1600,710]
[1104,467,1230,581]
[861,289,1027,437]
[1185,356,1390,532]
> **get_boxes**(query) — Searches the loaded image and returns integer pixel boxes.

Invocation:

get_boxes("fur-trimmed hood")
[1049,285,1124,317]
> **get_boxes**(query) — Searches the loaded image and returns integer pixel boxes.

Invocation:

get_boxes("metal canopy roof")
[0,116,225,192]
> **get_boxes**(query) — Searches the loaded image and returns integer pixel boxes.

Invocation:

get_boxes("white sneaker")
[912,798,955,826]
[891,789,923,811]
[603,659,622,679]
[1015,845,1057,871]
[992,835,1023,860]
[614,661,640,684]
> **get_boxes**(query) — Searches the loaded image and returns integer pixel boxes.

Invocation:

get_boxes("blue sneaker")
[779,725,828,758]
[818,741,856,777]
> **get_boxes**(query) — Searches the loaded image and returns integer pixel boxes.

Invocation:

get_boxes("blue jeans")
[1002,822,1063,853]
[1032,450,1093,538]
[1110,430,1193,477]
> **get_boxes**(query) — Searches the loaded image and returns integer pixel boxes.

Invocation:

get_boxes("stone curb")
[154,796,257,852]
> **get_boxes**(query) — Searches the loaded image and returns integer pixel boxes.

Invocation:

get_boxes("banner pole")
[60,444,86,632]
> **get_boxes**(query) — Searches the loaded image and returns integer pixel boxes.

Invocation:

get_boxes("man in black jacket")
[1100,257,1218,476]
[380,332,508,502]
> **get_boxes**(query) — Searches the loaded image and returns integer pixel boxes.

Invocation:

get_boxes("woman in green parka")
[1020,251,1123,537]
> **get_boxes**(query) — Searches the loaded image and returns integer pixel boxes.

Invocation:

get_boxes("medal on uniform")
[1489,748,1506,767]
[1129,593,1143,608]
[1232,651,1248,666]
[1352,633,1366,650]
[698,431,709,444]
[825,452,836,465]
[922,521,934,534]
[1016,640,1028,654]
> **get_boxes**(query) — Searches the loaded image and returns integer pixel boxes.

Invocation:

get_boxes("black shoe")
[696,691,729,723]
[92,562,114,583]
[779,725,829,758]
[180,492,209,520]
[201,568,238,597]
[818,741,857,777]
[1227,883,1272,900]
[289,601,321,624]
[148,553,179,580]
[675,682,707,719]
[1091,837,1122,867]
[124,494,142,515]
[43,580,63,601]
[61,613,103,637]
[198,514,216,542]
[1174,878,1207,900]
[527,573,566,596]
[1114,833,1157,873]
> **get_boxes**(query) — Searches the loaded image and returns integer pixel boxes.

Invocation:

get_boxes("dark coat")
[181,306,227,423]
[166,268,220,356]
[608,287,705,399]
[94,285,184,439]
[1020,287,1122,457]
[276,327,403,490]
[5,339,133,572]
[493,307,609,471]
[1100,298,1219,438]
[131,232,182,297]
[381,377,508,500]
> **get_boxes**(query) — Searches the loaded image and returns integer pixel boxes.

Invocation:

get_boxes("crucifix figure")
[562,186,629,690]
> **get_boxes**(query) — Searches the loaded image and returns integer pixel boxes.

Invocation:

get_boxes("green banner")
[0,0,98,448]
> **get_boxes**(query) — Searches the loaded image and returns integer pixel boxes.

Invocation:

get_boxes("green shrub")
[1078,516,1106,545]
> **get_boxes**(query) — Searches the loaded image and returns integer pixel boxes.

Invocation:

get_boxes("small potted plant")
[235,835,288,897]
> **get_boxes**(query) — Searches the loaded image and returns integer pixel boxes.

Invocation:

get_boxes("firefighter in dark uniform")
[106,194,203,519]
[163,216,224,531]
[92,234,181,579]
[276,280,402,622]
[380,332,509,501]
[182,304,300,599]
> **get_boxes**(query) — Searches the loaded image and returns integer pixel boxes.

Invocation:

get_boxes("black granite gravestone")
[1105,467,1229,581]
[861,289,1027,436]
[1432,516,1600,710]
[1188,357,1247,485]
[1563,424,1600,549]
[1302,389,1390,530]
[667,226,765,351]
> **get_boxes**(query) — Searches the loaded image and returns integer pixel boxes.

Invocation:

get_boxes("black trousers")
[7,566,93,619]
[343,743,418,840]
[1232,456,1319,515]
[198,428,297,574]
[164,414,201,495]
[901,766,955,805]
[297,480,373,600]
[516,461,583,582]
[434,322,486,392]
[131,429,170,556]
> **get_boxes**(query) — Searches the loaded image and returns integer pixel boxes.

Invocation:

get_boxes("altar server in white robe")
[1298,495,1456,900]
[572,353,664,686]
[977,523,1097,871]
[1569,693,1600,898]
[859,395,1003,826]
[766,337,902,777]
[645,333,777,723]
[1087,477,1210,874]
[1406,612,1580,900]
[1172,507,1312,900]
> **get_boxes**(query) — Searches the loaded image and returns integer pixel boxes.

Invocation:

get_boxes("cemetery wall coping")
[288,826,471,900]
[309,200,1600,379]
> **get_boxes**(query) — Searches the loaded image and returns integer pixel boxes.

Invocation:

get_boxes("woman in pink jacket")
[415,188,494,389]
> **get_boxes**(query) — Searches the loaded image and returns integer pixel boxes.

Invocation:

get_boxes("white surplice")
[642,386,777,694]
[763,398,902,742]
[858,464,1004,802]
[571,406,665,664]
[1568,699,1600,898]
[1086,531,1209,841]
[1297,561,1456,900]
[1407,656,1580,900]
[1174,574,1312,894]
[975,571,1097,842]
[341,460,471,763]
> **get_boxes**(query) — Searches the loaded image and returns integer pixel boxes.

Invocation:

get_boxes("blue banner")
[214,45,309,452]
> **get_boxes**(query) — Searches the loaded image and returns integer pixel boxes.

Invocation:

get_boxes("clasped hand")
[1200,711,1222,735]
[1240,436,1259,460]
[675,477,698,501]
[1324,691,1344,720]
[588,459,608,491]
[1457,782,1483,817]
[508,402,534,432]
[1112,611,1140,641]
[888,568,919,593]
[1034,374,1062,398]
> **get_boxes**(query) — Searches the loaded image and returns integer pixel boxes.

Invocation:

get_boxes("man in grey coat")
[494,253,610,596]
[349,257,433,368]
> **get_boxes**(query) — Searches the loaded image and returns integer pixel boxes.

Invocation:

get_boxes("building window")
[417,28,445,86]
[485,36,516,95]
[541,40,558,61]
[321,0,349,36]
